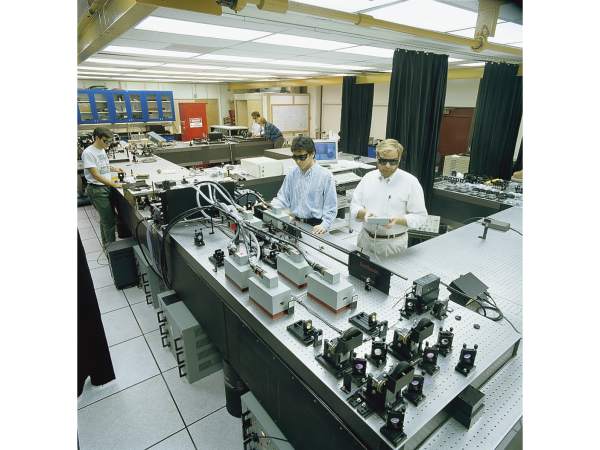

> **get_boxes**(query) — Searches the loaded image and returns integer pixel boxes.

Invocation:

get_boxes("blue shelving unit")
[77,89,175,124]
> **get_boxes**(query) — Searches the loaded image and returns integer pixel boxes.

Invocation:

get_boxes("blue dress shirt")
[263,122,283,142]
[271,163,338,229]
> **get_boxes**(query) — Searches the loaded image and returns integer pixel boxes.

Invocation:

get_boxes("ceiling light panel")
[370,0,478,32]
[195,54,269,63]
[135,16,271,41]
[459,62,485,67]
[103,45,198,58]
[266,60,374,71]
[294,1,399,13]
[221,67,317,75]
[78,72,126,77]
[78,66,133,72]
[86,57,160,67]
[164,63,225,69]
[337,46,395,58]
[253,33,353,51]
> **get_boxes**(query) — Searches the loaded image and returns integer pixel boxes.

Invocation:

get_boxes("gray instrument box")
[277,252,311,287]
[307,269,354,312]
[157,290,222,384]
[224,253,253,291]
[248,270,291,318]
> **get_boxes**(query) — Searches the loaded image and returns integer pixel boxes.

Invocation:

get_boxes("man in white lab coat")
[350,139,428,258]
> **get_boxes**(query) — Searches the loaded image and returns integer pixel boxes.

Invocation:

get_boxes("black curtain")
[385,50,448,206]
[468,62,523,179]
[339,76,374,156]
[513,141,523,172]
[78,231,115,396]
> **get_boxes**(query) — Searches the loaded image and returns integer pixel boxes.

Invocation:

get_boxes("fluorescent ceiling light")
[266,60,374,71]
[253,33,353,51]
[164,63,225,69]
[459,62,485,67]
[139,70,218,75]
[337,46,395,58]
[370,0,478,32]
[78,71,127,77]
[78,66,133,72]
[103,45,198,58]
[294,1,399,13]
[135,16,271,41]
[448,57,464,63]
[196,54,269,63]
[221,67,317,75]
[86,57,160,67]
[78,75,224,83]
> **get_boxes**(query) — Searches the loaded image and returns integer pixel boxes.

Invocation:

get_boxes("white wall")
[320,78,483,140]
[321,84,342,137]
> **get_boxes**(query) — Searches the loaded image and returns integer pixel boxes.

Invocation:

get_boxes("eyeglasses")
[377,158,400,166]
[292,153,309,161]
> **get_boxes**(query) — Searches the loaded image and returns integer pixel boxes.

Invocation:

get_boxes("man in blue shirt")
[270,136,337,234]
[258,117,285,148]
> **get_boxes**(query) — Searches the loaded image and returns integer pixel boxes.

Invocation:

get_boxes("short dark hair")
[93,127,113,140]
[251,111,261,119]
[291,136,315,154]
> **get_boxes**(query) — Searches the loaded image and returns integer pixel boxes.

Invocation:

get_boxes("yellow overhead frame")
[241,0,522,57]
[77,0,223,64]
[79,0,521,65]
[228,64,522,90]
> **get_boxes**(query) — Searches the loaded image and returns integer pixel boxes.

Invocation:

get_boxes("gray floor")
[78,205,243,450]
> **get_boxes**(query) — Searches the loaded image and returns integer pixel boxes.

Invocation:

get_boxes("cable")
[250,433,289,444]
[509,227,523,236]
[295,296,343,335]
[134,217,164,281]
[440,280,521,334]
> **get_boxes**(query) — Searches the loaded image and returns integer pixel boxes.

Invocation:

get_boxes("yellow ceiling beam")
[239,0,521,58]
[228,77,344,90]
[78,0,156,64]
[228,64,522,90]
[136,0,222,14]
[78,0,224,64]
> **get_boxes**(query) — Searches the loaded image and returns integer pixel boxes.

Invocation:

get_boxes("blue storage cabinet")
[158,91,175,121]
[77,89,175,124]
[127,91,146,122]
[111,90,132,123]
[77,91,95,124]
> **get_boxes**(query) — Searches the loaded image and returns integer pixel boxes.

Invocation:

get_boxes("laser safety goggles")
[377,157,400,166]
[291,153,310,161]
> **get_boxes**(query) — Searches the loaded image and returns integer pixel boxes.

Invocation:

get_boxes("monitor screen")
[313,139,338,163]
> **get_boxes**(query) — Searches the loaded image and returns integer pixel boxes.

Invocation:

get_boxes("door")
[179,102,208,141]
[246,99,262,128]
[235,100,248,126]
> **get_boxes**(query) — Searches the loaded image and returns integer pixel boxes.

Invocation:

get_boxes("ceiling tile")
[370,0,478,32]
[293,1,400,13]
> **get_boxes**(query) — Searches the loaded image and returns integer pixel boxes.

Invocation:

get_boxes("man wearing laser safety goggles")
[270,136,337,234]
[350,139,427,257]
